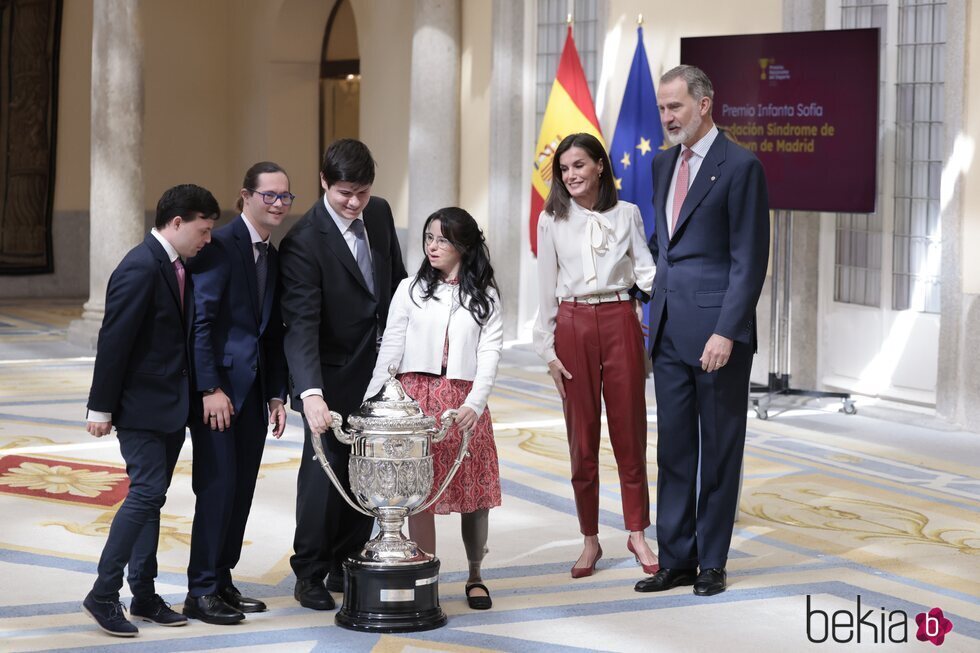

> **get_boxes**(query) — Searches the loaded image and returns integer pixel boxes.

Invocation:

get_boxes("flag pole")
[637,13,643,26]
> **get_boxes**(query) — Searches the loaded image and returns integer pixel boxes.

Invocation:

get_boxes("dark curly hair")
[410,207,499,326]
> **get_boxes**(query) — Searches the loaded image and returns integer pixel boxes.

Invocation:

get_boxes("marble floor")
[0,300,977,652]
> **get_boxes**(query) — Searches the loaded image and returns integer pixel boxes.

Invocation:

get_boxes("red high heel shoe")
[627,536,660,574]
[570,545,603,578]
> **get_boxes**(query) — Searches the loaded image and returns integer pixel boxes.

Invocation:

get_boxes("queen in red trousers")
[533,133,659,578]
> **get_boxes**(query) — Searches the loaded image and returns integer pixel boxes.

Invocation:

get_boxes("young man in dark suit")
[183,162,290,624]
[636,65,770,597]
[279,139,406,610]
[83,184,219,637]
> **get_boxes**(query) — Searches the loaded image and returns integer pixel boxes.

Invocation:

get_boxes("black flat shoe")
[219,585,267,613]
[82,593,138,637]
[464,582,492,610]
[693,568,727,596]
[294,578,336,610]
[634,567,697,593]
[182,594,245,625]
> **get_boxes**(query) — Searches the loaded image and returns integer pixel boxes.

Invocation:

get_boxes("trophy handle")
[432,409,457,443]
[309,414,373,518]
[329,411,354,445]
[411,421,473,516]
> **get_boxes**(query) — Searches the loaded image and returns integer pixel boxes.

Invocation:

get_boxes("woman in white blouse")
[365,207,503,609]
[533,133,658,578]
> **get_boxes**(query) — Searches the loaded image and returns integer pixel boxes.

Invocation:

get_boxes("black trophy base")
[335,557,446,633]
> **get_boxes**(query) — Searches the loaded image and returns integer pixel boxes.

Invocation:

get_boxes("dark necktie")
[348,219,375,295]
[173,259,186,311]
[255,241,269,309]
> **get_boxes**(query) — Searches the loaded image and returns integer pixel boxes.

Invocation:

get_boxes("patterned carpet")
[0,301,977,652]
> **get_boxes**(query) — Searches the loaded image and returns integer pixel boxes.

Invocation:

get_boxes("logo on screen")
[759,57,790,82]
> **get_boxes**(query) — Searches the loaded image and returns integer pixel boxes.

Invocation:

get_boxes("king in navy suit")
[83,184,219,637]
[635,66,770,597]
[183,162,290,624]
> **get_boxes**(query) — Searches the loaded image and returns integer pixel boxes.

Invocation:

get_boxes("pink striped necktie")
[671,148,695,234]
[174,258,186,310]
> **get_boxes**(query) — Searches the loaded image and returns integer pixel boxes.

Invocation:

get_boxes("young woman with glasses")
[364,207,503,610]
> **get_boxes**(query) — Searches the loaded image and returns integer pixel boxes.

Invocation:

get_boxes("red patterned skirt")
[398,372,501,515]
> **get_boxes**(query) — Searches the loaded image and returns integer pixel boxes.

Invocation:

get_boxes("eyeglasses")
[249,189,296,206]
[423,233,454,250]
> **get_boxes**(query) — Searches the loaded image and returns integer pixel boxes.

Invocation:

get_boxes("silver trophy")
[310,366,471,632]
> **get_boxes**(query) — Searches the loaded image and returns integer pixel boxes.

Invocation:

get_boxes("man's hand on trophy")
[302,394,334,434]
[455,406,478,433]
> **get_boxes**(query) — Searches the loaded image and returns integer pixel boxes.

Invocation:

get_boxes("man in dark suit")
[279,139,406,610]
[82,184,219,637]
[183,162,290,624]
[635,65,770,597]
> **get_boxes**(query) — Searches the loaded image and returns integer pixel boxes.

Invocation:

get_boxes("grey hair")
[661,65,714,102]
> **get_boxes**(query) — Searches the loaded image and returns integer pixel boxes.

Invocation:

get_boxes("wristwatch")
[202,387,219,396]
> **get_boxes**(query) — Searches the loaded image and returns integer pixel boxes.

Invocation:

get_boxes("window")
[892,0,945,312]
[834,0,887,307]
[833,0,946,313]
[535,0,602,134]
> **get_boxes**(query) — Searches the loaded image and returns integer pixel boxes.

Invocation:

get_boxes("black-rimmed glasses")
[249,189,296,206]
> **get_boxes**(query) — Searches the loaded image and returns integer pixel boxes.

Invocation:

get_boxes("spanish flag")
[529,26,604,255]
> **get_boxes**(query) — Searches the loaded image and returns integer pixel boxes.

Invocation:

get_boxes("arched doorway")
[319,0,360,155]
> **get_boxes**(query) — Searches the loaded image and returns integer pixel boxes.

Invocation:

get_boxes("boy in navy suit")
[83,184,219,637]
[183,162,289,624]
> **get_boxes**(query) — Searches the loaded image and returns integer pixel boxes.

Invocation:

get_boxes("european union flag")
[610,27,663,241]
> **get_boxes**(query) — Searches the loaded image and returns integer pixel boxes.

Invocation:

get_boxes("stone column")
[407,0,460,272]
[487,0,524,339]
[936,0,978,430]
[68,0,145,349]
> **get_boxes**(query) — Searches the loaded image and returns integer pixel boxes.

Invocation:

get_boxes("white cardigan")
[364,276,503,415]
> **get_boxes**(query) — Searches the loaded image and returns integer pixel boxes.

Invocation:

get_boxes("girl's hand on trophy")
[455,406,478,433]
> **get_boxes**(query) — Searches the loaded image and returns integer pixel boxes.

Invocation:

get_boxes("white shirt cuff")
[299,388,323,399]
[87,409,112,423]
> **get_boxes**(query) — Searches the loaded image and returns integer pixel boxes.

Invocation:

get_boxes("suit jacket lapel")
[232,218,262,323]
[316,202,373,295]
[672,135,728,241]
[656,147,679,248]
[147,235,184,318]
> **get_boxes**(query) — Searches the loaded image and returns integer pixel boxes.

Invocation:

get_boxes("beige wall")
[350,0,413,229]
[53,0,92,212]
[459,0,492,231]
[962,2,980,295]
[598,0,783,137]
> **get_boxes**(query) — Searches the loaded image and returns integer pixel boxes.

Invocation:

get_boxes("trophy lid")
[348,366,436,431]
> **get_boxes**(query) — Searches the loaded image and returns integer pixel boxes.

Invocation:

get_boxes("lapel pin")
[711,176,716,181]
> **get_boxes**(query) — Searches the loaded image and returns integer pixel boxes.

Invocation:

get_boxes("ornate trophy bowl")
[310,366,471,633]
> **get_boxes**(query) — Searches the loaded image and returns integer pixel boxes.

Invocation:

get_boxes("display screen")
[681,29,879,213]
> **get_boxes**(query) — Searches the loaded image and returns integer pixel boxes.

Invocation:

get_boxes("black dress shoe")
[130,594,188,626]
[693,568,727,596]
[634,567,698,593]
[294,578,336,610]
[219,586,267,613]
[182,593,245,625]
[325,572,344,594]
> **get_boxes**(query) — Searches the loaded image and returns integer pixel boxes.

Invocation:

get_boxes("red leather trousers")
[554,299,651,535]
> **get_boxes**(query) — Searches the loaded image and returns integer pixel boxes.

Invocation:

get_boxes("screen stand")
[750,210,857,420]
